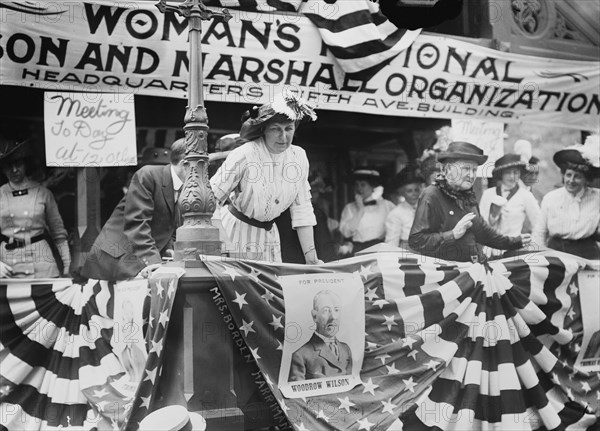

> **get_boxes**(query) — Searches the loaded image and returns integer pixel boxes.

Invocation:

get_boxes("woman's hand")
[452,213,476,240]
[338,242,354,256]
[136,263,162,279]
[1,261,14,278]
[303,246,323,265]
[354,194,365,209]
[520,233,532,247]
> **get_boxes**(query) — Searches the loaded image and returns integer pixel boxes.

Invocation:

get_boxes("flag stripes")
[205,251,599,431]
[1,251,598,430]
[205,0,421,80]
[0,276,178,430]
[0,279,120,429]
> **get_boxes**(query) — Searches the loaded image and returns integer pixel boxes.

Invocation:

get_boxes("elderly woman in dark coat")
[409,141,531,263]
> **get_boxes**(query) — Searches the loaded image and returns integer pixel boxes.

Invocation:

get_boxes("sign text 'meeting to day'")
[44,92,137,167]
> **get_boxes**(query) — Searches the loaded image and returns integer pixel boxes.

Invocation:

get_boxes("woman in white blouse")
[385,168,424,248]
[339,168,395,255]
[479,153,540,257]
[533,135,600,260]
[210,92,321,264]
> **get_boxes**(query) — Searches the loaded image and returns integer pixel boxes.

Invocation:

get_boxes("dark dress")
[409,185,523,263]
[276,207,337,264]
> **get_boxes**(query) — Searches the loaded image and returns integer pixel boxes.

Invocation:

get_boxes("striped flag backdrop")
[1,253,598,430]
[0,272,179,431]
[204,251,600,430]
[204,0,421,80]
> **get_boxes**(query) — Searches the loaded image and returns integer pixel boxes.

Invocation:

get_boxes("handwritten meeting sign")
[44,92,137,167]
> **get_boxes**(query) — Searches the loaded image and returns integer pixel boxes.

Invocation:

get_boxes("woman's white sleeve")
[210,147,247,204]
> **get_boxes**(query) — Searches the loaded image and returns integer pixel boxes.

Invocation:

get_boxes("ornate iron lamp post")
[156,0,231,263]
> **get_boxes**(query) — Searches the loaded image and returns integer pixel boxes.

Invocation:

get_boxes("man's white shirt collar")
[314,332,336,343]
[170,165,183,191]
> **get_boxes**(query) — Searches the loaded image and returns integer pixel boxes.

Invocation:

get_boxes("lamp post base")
[174,224,222,266]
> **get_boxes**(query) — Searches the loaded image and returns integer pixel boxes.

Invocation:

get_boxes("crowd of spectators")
[2,120,599,280]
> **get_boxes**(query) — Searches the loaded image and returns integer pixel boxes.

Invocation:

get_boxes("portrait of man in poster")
[288,289,353,382]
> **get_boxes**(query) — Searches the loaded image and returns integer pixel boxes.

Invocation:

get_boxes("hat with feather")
[553,134,600,178]
[239,91,317,141]
[0,137,32,165]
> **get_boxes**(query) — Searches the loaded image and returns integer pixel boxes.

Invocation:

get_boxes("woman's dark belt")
[227,205,274,231]
[0,233,48,250]
[352,238,383,254]
[548,235,600,260]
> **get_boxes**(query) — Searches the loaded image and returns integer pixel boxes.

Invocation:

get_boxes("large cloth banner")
[205,252,600,431]
[0,1,598,130]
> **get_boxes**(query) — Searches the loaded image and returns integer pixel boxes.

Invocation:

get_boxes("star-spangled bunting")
[1,251,599,430]
[0,271,181,430]
[204,251,600,431]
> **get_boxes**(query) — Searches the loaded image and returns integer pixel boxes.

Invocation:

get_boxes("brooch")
[12,189,28,197]
[449,210,454,215]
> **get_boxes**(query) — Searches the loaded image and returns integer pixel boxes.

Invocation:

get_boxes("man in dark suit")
[288,290,352,381]
[81,139,187,281]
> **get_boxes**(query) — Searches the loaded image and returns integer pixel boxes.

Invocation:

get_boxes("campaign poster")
[110,279,149,396]
[575,269,600,372]
[278,273,365,398]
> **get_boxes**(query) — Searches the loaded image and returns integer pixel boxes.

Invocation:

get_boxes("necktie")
[174,189,182,225]
[328,340,339,360]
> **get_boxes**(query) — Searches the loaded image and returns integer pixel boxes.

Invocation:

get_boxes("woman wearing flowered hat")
[339,168,395,255]
[210,92,322,264]
[0,137,71,278]
[479,153,540,257]
[533,135,600,260]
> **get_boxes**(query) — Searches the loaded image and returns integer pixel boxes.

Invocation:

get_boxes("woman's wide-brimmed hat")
[492,153,526,176]
[349,167,383,185]
[139,147,171,166]
[0,137,32,165]
[138,405,206,431]
[553,134,600,177]
[437,141,488,165]
[239,92,317,141]
[393,167,425,188]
